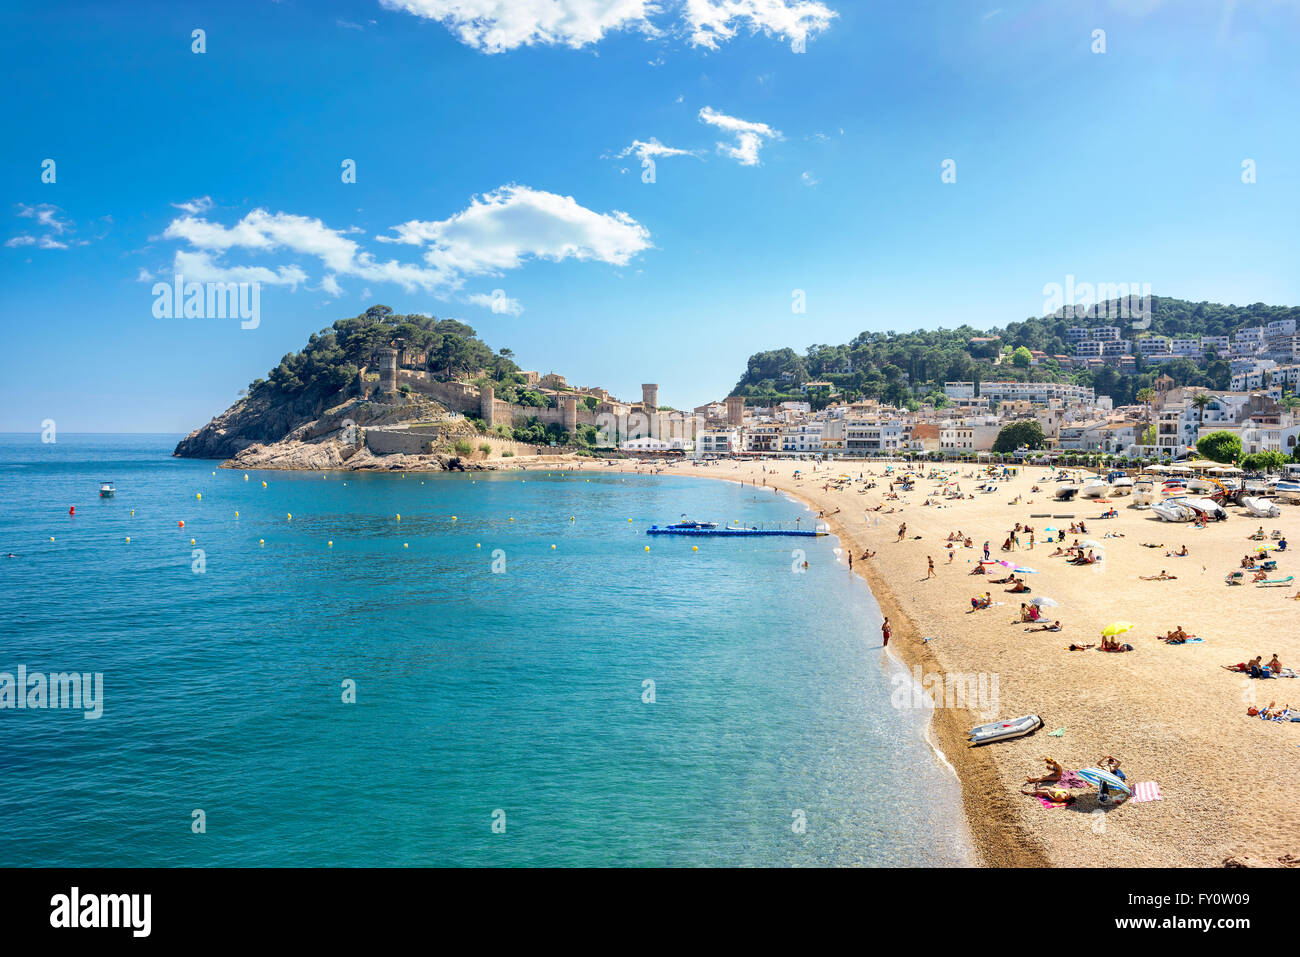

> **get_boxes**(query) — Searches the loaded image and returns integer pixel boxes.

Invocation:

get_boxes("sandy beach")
[515,456,1300,868]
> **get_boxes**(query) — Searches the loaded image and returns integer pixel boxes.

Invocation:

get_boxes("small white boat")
[1079,479,1109,499]
[969,714,1042,746]
[1152,500,1195,522]
[1161,496,1227,522]
[1055,485,1080,501]
[99,482,115,498]
[1109,477,1134,496]
[1240,496,1281,518]
[1277,481,1300,502]
[1132,480,1158,506]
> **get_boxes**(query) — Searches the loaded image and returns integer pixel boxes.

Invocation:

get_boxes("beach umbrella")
[1079,539,1102,549]
[1102,621,1133,637]
[1076,766,1131,797]
[1014,566,1039,574]
[1030,596,1058,607]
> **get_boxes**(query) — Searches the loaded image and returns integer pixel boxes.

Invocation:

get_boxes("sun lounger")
[1257,576,1295,587]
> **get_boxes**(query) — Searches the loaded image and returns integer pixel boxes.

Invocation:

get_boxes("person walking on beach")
[897,522,907,541]
[926,555,935,578]
[983,541,990,561]
[881,617,891,647]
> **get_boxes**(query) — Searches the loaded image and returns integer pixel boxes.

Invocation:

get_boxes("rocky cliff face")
[175,389,486,471]
[173,390,329,459]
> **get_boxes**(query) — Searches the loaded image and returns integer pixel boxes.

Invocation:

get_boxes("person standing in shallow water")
[882,617,891,647]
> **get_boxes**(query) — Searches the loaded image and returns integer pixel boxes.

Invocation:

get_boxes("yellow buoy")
[234,511,239,519]
[551,544,556,549]
[403,542,409,548]
[125,537,131,543]
[259,539,265,545]
[49,537,54,541]
[628,518,633,523]
[287,513,292,520]
[130,509,135,517]
[190,538,195,545]
[262,481,267,488]
[570,516,575,522]
[244,474,249,481]
[328,541,333,547]
[644,545,650,552]
[509,517,514,522]
[396,514,401,521]
[451,516,457,522]
[196,493,201,500]
[476,543,481,548]
[692,546,698,551]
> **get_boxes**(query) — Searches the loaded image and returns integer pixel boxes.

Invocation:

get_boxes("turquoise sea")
[0,434,971,866]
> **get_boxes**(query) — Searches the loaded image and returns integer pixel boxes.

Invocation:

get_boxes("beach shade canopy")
[1030,596,1059,607]
[1014,566,1039,574]
[1078,539,1103,548]
[1102,621,1134,637]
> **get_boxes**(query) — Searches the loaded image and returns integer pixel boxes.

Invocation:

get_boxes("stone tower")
[726,395,745,426]
[480,385,496,429]
[378,348,398,394]
[641,383,659,413]
[562,396,579,434]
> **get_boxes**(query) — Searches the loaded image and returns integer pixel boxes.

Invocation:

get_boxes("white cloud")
[173,250,309,287]
[801,171,819,186]
[380,0,836,52]
[4,235,36,248]
[136,267,155,282]
[156,186,650,296]
[613,137,699,164]
[378,185,652,285]
[171,196,214,215]
[379,0,658,53]
[683,0,837,49]
[465,291,525,316]
[18,203,71,234]
[698,106,782,166]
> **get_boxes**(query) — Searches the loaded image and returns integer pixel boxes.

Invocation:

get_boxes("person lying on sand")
[1025,621,1062,633]
[1100,636,1134,652]
[1139,570,1177,581]
[1140,543,1164,549]
[1067,642,1095,650]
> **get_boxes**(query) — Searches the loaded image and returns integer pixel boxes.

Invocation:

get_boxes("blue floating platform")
[645,525,826,537]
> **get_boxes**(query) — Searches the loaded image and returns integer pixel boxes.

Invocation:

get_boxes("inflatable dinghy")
[968,714,1042,746]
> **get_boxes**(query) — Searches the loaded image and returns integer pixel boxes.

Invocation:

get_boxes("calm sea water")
[0,434,971,866]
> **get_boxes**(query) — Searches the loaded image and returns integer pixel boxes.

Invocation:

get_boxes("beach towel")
[1035,795,1069,809]
[1132,781,1162,803]
[1057,769,1088,789]
[1047,727,1066,737]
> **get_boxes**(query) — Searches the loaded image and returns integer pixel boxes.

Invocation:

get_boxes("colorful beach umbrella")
[1030,596,1058,607]
[1076,766,1131,797]
[1102,621,1133,637]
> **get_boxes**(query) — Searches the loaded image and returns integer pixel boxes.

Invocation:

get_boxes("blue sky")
[3,0,1299,432]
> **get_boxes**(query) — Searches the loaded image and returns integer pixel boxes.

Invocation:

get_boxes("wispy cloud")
[612,137,700,164]
[6,203,90,250]
[380,0,836,53]
[156,186,652,296]
[698,106,782,166]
